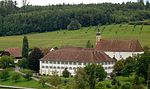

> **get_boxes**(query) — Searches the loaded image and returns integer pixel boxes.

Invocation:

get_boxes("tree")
[0,70,9,81]
[22,36,29,59]
[86,40,93,48]
[121,83,131,89]
[62,68,70,78]
[28,47,44,72]
[121,63,134,77]
[48,72,61,87]
[136,51,150,81]
[0,56,14,69]
[11,72,21,82]
[22,36,29,68]
[113,60,124,75]
[18,58,28,68]
[74,68,88,89]
[39,77,48,87]
[67,19,81,30]
[84,64,107,89]
[148,64,150,89]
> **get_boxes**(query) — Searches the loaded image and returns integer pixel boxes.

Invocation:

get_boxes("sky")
[12,0,144,7]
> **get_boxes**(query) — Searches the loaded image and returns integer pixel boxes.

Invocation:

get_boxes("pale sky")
[11,0,145,7]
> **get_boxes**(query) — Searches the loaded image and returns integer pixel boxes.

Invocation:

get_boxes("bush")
[106,84,111,88]
[111,78,117,85]
[39,77,48,87]
[121,83,131,89]
[0,70,9,81]
[11,72,21,82]
[62,68,70,78]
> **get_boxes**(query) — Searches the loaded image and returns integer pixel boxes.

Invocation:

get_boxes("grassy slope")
[0,24,150,50]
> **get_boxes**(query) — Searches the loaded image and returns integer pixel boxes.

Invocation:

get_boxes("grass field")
[0,24,150,50]
[0,71,49,89]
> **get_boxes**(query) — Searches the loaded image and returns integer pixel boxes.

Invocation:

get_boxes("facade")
[95,33,144,60]
[1,48,22,63]
[40,47,116,76]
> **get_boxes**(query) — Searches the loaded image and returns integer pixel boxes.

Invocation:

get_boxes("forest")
[0,0,150,36]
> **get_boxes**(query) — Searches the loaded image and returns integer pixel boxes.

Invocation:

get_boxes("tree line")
[0,0,150,36]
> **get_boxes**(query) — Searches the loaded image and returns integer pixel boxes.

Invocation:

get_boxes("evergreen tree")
[22,36,29,59]
[86,40,93,48]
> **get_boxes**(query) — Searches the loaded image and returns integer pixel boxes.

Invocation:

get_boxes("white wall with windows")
[104,52,144,60]
[40,60,115,76]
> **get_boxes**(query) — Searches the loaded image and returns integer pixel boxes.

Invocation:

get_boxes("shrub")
[62,68,70,78]
[11,72,21,82]
[0,70,9,81]
[121,83,131,89]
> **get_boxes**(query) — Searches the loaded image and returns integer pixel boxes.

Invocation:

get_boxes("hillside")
[0,0,150,36]
[0,24,149,50]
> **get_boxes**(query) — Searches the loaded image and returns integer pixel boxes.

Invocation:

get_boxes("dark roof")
[96,39,143,52]
[2,48,22,58]
[41,47,114,62]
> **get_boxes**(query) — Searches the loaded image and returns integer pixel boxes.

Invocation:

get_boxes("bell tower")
[96,32,101,44]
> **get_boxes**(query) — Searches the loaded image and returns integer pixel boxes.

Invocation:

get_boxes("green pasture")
[0,24,149,50]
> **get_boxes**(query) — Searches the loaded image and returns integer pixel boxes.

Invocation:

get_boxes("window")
[61,67,64,69]
[73,62,76,65]
[65,62,68,65]
[69,62,72,65]
[42,66,44,68]
[78,62,81,65]
[57,66,60,69]
[83,62,86,65]
[42,61,44,63]
[46,66,48,69]
[53,66,56,69]
[61,62,64,64]
[49,66,52,69]
[57,61,60,64]
[69,67,72,70]
[53,61,56,64]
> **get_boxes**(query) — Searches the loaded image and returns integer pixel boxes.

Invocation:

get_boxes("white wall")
[105,51,144,60]
[40,61,115,76]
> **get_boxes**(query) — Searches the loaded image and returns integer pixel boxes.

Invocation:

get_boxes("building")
[95,32,144,60]
[1,48,22,63]
[40,47,116,76]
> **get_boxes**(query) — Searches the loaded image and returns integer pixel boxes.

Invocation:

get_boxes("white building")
[95,32,144,60]
[40,47,116,76]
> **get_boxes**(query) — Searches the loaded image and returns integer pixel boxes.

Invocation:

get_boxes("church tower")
[96,32,101,44]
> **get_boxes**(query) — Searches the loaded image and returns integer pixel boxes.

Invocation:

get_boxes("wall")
[105,51,144,60]
[40,60,115,76]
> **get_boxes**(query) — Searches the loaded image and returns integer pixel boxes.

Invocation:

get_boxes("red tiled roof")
[96,39,143,52]
[4,48,22,58]
[41,47,114,62]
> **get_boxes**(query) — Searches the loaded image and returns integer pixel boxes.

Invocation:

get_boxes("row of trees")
[0,0,150,36]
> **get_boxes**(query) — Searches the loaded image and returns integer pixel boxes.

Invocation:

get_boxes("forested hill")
[0,0,150,36]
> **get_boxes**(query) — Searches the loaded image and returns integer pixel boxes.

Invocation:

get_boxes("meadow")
[0,24,150,50]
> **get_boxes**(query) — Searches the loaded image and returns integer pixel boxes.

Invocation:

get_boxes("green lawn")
[0,71,49,89]
[0,24,150,50]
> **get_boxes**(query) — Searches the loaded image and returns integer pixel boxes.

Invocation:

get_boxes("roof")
[96,39,143,52]
[41,47,114,62]
[2,48,22,58]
